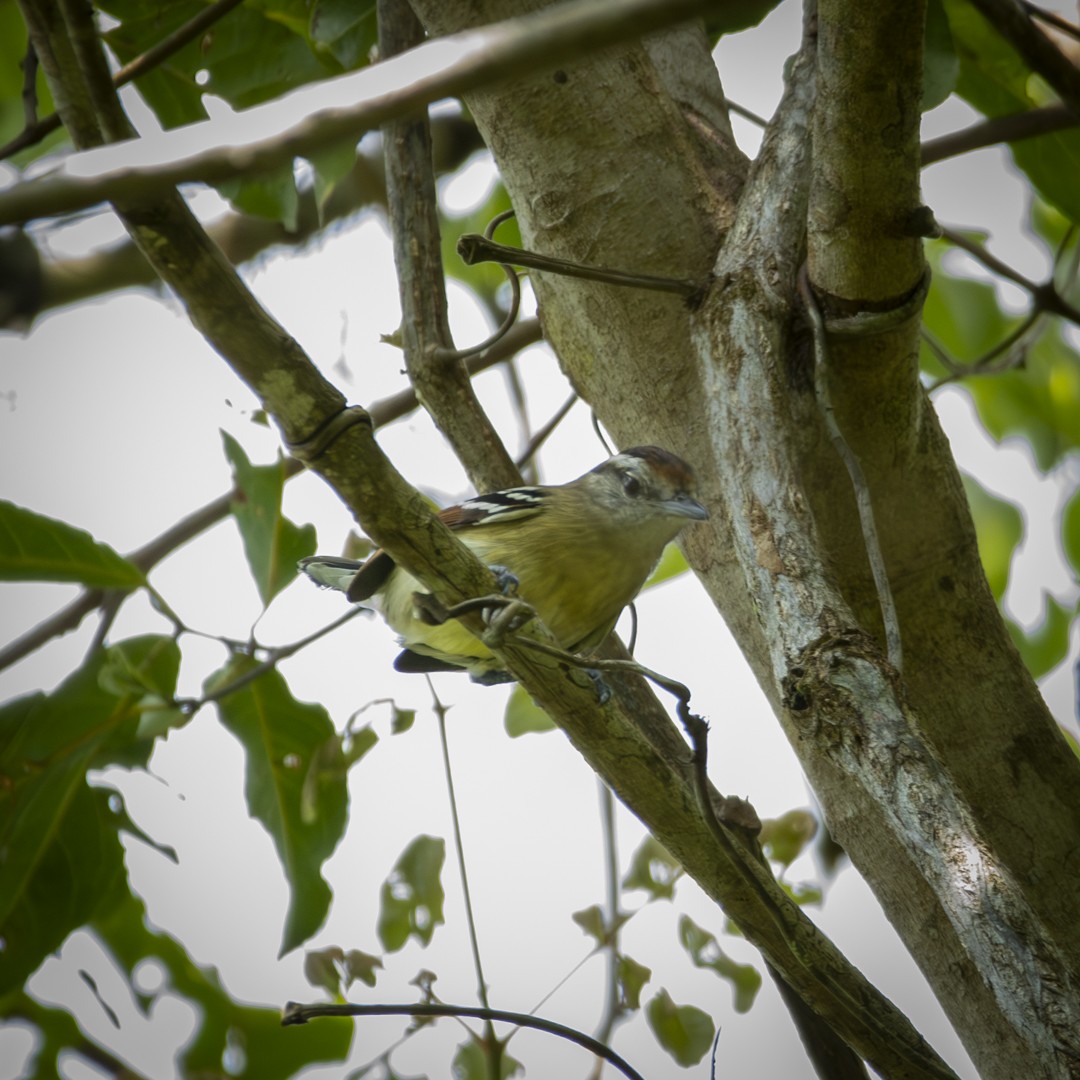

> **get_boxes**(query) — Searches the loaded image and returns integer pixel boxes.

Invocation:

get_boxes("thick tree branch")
[807,0,926,305]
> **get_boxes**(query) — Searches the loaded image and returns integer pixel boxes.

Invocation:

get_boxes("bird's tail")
[297,555,363,592]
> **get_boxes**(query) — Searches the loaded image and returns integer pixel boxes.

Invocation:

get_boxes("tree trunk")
[408,1,1080,1076]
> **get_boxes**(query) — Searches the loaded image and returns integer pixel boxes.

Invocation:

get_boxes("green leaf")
[961,475,1023,602]
[617,953,652,1010]
[571,904,608,946]
[217,166,301,230]
[922,0,958,111]
[377,835,446,952]
[344,948,383,989]
[452,1038,522,1080]
[1007,595,1072,679]
[760,808,818,869]
[0,499,144,587]
[0,784,125,996]
[645,988,715,1068]
[1062,482,1080,580]
[208,658,348,955]
[86,885,352,1078]
[943,0,1080,225]
[223,432,317,607]
[503,685,556,736]
[100,634,181,700]
[308,138,360,216]
[643,542,690,590]
[622,835,681,901]
[678,915,762,1014]
[390,705,416,735]
[0,655,140,938]
[304,946,345,997]
[309,0,377,69]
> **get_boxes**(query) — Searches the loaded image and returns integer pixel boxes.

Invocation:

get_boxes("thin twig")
[797,265,904,671]
[457,233,703,300]
[515,393,578,470]
[920,103,1078,166]
[940,225,1080,326]
[923,309,1044,390]
[281,1001,647,1080]
[189,606,367,709]
[426,677,502,1078]
[590,780,625,1072]
[379,0,519,495]
[1021,1,1080,43]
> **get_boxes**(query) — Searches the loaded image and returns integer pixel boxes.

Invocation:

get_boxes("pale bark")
[408,1,1080,1077]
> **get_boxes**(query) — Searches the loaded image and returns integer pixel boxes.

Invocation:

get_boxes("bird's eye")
[622,473,642,497]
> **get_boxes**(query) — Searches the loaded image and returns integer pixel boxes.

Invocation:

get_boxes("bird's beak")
[664,494,709,521]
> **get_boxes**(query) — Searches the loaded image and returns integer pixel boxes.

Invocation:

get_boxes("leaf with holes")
[209,658,347,955]
[377,835,446,952]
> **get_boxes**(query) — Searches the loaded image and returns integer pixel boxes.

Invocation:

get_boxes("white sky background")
[2,2,1079,1078]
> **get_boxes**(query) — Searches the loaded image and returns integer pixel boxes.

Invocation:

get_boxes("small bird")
[299,445,708,684]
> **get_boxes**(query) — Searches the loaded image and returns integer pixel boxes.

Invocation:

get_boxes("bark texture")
[409,1,1080,1076]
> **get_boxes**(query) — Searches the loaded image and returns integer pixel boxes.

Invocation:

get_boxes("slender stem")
[427,678,501,1079]
[920,103,1078,166]
[458,234,701,299]
[281,1001,647,1080]
[590,780,624,1071]
[798,265,903,671]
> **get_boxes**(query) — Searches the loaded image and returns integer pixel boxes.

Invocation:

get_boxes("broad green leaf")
[617,954,652,1010]
[645,988,715,1068]
[503,685,556,736]
[0,655,141,935]
[678,915,762,1014]
[100,634,181,700]
[0,784,125,996]
[1007,595,1072,679]
[390,705,416,735]
[223,432,317,607]
[87,886,352,1077]
[452,1039,522,1080]
[209,658,348,955]
[622,835,681,901]
[961,477,1023,602]
[760,809,818,869]
[0,499,144,587]
[377,835,446,952]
